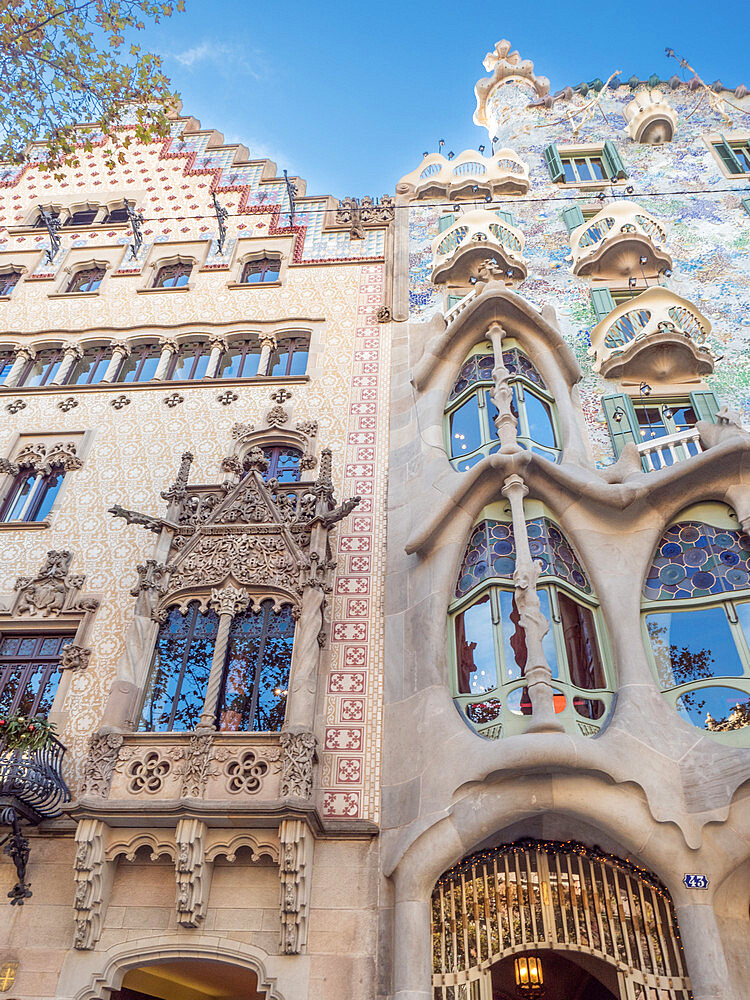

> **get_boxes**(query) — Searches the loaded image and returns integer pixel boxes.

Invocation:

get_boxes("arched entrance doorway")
[430,840,692,1000]
[109,958,265,1000]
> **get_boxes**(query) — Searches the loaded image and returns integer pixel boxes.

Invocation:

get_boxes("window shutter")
[543,143,565,183]
[447,294,463,310]
[590,288,616,323]
[689,389,720,423]
[562,205,585,233]
[438,214,455,233]
[602,140,627,179]
[602,393,639,457]
[741,197,750,216]
[714,137,744,175]
[494,210,515,227]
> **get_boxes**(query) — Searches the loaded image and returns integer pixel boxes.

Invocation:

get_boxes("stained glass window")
[0,633,73,716]
[451,514,609,740]
[445,348,559,470]
[643,511,750,738]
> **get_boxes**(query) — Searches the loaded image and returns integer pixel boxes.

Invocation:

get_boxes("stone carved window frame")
[0,548,102,728]
[221,415,319,485]
[51,253,120,298]
[227,234,295,291]
[0,429,94,530]
[139,242,209,294]
[234,249,285,288]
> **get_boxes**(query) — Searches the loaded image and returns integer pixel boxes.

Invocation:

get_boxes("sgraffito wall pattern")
[0,124,388,825]
[406,79,750,466]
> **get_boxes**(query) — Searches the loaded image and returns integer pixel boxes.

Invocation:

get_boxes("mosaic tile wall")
[0,125,389,824]
[405,78,750,466]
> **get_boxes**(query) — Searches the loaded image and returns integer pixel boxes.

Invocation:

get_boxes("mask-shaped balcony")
[431,209,526,285]
[624,90,678,144]
[588,287,714,383]
[571,201,672,279]
[397,149,529,200]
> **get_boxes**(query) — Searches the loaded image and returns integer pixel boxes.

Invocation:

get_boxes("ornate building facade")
[0,36,749,1000]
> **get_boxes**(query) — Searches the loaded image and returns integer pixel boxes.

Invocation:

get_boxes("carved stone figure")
[177,734,215,798]
[12,551,100,618]
[59,644,91,670]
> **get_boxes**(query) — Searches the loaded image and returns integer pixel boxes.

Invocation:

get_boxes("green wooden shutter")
[602,140,627,179]
[714,137,744,175]
[689,389,720,423]
[543,143,565,183]
[602,393,639,457]
[447,294,463,310]
[562,205,585,233]
[494,210,515,226]
[590,288,616,323]
[438,214,455,233]
[742,197,750,217]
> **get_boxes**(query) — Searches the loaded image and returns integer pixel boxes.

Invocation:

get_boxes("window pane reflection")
[455,595,495,695]
[645,607,743,688]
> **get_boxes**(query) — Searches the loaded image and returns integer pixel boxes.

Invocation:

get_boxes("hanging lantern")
[514,955,544,995]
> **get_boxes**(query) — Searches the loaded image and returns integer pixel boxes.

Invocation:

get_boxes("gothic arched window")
[153,261,192,288]
[139,600,295,733]
[0,466,65,522]
[66,266,105,293]
[451,506,611,738]
[262,446,302,482]
[445,343,559,471]
[642,503,750,740]
[241,256,281,284]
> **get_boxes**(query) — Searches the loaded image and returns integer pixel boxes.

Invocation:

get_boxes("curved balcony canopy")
[397,149,530,200]
[625,89,678,144]
[431,209,526,285]
[588,287,714,384]
[571,201,672,279]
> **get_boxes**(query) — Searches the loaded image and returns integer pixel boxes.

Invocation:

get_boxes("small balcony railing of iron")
[0,735,71,904]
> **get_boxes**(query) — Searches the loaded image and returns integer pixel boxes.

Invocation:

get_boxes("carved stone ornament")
[9,550,99,618]
[218,389,238,406]
[376,305,391,323]
[270,387,292,404]
[164,392,184,408]
[266,405,288,427]
[220,454,244,476]
[175,818,211,927]
[110,394,131,409]
[58,397,79,412]
[280,730,318,799]
[5,400,26,414]
[231,422,255,439]
[279,819,313,954]
[177,733,215,797]
[82,731,124,798]
[59,644,91,670]
[0,457,19,476]
[73,819,112,950]
[296,420,318,438]
[210,585,250,618]
[14,440,83,473]
[130,559,170,598]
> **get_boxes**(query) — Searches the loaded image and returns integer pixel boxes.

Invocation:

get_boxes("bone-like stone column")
[52,343,84,386]
[257,334,277,376]
[5,346,35,388]
[195,586,249,732]
[674,899,740,1000]
[501,473,563,733]
[101,340,131,382]
[487,322,520,453]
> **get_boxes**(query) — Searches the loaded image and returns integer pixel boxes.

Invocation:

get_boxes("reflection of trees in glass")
[219,602,294,732]
[646,618,716,688]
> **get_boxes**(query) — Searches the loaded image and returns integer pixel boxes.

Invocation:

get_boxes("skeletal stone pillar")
[487,322,520,453]
[195,586,249,732]
[501,473,563,733]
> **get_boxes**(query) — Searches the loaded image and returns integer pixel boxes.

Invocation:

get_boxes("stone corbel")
[73,819,114,950]
[175,818,212,928]
[279,819,314,954]
[60,644,91,670]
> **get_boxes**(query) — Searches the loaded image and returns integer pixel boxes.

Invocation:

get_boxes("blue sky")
[139,2,748,198]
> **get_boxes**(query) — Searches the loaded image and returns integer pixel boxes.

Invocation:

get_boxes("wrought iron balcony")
[588,287,714,384]
[570,200,672,278]
[0,735,70,904]
[397,149,529,200]
[431,209,526,285]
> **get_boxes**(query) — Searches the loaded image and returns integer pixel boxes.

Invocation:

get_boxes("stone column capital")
[109,340,131,358]
[159,337,180,354]
[13,344,36,361]
[61,342,84,360]
[209,585,249,618]
[501,473,528,502]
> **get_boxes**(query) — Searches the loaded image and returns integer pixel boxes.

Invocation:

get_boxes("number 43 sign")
[683,873,710,889]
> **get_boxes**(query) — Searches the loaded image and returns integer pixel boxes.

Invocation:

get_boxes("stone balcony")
[588,287,714,384]
[570,200,672,278]
[624,89,678,144]
[431,209,526,285]
[397,149,529,200]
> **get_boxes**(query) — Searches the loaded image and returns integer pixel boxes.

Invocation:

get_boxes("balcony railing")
[637,427,703,471]
[0,735,70,903]
[571,200,672,278]
[431,209,526,285]
[589,287,714,383]
[397,149,529,200]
